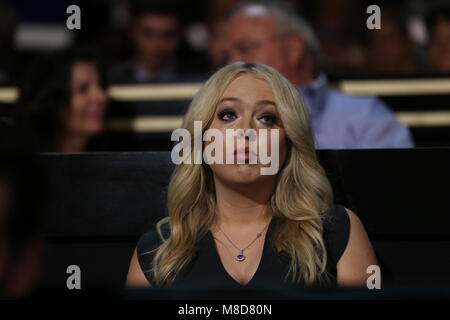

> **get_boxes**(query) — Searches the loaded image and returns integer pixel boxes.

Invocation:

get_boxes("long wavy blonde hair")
[151,62,334,286]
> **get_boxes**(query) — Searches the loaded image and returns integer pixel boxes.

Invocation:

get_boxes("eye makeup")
[217,108,238,121]
[258,112,278,126]
[216,107,279,126]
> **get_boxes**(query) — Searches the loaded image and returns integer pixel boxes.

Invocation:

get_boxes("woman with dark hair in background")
[14,48,108,152]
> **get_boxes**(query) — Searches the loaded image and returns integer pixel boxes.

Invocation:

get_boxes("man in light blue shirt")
[301,74,413,149]
[222,2,414,149]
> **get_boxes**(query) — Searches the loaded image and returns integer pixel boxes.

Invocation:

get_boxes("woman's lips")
[234,147,256,162]
[234,146,249,154]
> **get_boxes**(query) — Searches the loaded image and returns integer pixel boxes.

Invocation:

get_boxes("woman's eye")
[259,114,277,125]
[218,110,237,121]
[76,83,89,94]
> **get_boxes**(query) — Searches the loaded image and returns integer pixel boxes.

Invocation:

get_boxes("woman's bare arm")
[126,248,151,287]
[336,208,379,287]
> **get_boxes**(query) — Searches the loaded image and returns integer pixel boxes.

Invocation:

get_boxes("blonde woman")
[127,62,378,290]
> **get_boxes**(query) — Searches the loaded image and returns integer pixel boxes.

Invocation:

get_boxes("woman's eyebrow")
[218,97,276,106]
[257,99,276,107]
[217,97,243,106]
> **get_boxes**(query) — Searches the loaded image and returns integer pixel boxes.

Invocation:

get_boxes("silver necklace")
[217,222,270,262]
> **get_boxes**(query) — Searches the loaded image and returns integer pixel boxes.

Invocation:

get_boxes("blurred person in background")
[426,3,450,73]
[204,0,240,70]
[314,0,365,73]
[364,7,416,75]
[14,48,108,153]
[221,1,414,149]
[0,123,45,299]
[109,0,207,84]
[0,1,18,85]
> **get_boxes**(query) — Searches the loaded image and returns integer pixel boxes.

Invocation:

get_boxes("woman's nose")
[93,86,107,105]
[236,114,255,131]
[234,115,258,142]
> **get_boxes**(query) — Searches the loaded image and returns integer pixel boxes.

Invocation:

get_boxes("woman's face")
[206,74,287,185]
[64,62,107,137]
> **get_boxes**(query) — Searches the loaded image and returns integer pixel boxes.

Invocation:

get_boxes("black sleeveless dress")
[136,204,350,290]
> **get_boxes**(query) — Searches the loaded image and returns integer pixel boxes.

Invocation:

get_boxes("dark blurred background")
[1,0,450,151]
[1,0,449,84]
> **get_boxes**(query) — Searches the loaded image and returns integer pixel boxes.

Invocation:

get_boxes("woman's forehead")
[221,74,275,101]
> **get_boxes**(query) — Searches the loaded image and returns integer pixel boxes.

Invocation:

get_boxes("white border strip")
[107,116,184,132]
[2,78,450,103]
[0,87,18,103]
[108,83,202,101]
[339,79,450,96]
[397,111,450,127]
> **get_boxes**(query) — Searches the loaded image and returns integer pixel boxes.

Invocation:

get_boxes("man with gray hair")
[222,1,414,149]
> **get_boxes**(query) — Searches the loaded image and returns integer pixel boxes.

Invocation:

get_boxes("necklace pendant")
[236,250,246,262]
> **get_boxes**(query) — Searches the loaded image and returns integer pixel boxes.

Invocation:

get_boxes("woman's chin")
[227,164,269,184]
[83,122,104,136]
